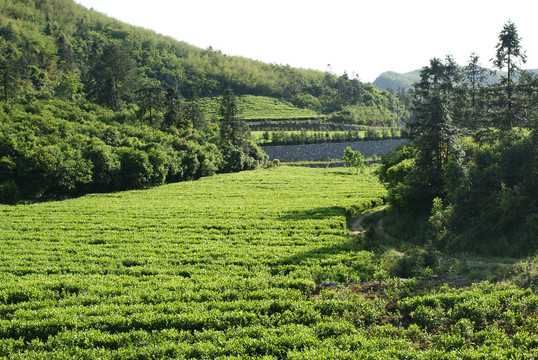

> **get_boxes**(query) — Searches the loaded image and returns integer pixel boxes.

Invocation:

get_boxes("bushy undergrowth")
[378,133,537,257]
[0,99,267,203]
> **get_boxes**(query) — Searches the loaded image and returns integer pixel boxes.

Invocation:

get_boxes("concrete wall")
[262,139,408,162]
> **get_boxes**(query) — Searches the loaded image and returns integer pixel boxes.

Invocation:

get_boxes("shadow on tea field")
[278,206,346,221]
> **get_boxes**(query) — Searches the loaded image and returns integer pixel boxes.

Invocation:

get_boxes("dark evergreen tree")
[405,56,464,205]
[185,98,207,130]
[86,43,137,111]
[56,34,75,71]
[163,86,184,128]
[493,20,526,83]
[0,25,21,102]
[137,79,164,125]
[490,21,527,130]
[463,53,489,129]
[219,88,247,146]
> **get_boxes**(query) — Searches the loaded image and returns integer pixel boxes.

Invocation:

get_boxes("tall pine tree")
[405,56,464,204]
[219,88,247,147]
[490,20,527,130]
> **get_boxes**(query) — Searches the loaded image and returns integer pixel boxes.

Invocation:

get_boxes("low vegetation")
[199,95,323,121]
[1,166,537,358]
[1,2,536,358]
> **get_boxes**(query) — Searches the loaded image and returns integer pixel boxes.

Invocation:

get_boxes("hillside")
[0,0,409,203]
[0,0,412,202]
[0,0,407,121]
[199,95,324,121]
[374,67,538,91]
[373,70,422,91]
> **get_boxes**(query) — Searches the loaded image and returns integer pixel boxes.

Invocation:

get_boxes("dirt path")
[349,206,398,242]
[348,205,388,235]
[375,217,398,241]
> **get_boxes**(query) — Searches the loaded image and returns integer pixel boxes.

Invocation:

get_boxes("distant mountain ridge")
[374,68,538,91]
[372,70,421,91]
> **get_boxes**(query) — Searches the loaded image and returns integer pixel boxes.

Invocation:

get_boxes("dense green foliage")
[379,22,537,256]
[0,0,411,201]
[342,147,365,174]
[0,99,267,203]
[253,128,400,146]
[1,167,538,358]
[0,0,407,119]
[0,0,280,202]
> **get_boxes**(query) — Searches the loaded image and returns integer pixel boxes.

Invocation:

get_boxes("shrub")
[410,304,446,330]
[115,147,153,189]
[84,141,120,191]
[0,181,20,204]
[221,144,246,173]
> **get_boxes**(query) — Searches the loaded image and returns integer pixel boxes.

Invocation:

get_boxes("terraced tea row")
[1,167,537,359]
[0,167,386,357]
[200,95,323,121]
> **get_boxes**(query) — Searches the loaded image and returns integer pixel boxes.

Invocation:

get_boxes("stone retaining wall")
[262,139,408,162]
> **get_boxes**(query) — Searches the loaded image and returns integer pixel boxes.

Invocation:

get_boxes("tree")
[342,147,365,174]
[0,25,21,102]
[163,86,184,128]
[490,21,527,131]
[56,34,75,71]
[161,87,206,130]
[517,71,538,131]
[136,79,164,125]
[493,20,526,83]
[55,72,83,100]
[463,53,489,129]
[185,97,207,130]
[86,43,137,111]
[405,56,464,205]
[219,88,247,146]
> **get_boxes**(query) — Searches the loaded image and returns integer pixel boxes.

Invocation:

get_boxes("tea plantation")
[1,167,537,359]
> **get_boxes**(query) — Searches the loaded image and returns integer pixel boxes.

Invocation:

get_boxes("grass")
[1,167,537,358]
[200,95,323,121]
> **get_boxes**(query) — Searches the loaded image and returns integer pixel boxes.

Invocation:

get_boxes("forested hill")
[377,19,537,257]
[374,68,538,91]
[0,0,407,116]
[373,70,422,91]
[0,0,410,203]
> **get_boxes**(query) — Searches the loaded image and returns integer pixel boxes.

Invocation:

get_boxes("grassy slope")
[200,95,324,121]
[1,167,537,358]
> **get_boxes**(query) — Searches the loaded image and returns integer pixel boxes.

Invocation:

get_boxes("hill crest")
[374,68,538,91]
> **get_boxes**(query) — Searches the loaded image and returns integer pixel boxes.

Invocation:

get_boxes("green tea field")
[1,167,537,359]
[200,95,323,121]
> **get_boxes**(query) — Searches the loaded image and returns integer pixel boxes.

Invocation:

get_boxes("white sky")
[74,0,538,83]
